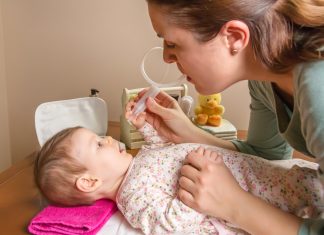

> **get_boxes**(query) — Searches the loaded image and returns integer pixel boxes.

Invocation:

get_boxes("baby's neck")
[95,157,133,202]
[98,174,128,202]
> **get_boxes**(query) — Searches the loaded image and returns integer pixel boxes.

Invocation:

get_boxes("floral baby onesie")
[116,123,322,235]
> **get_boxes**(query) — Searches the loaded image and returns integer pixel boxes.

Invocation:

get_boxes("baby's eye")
[97,138,105,148]
[97,141,102,148]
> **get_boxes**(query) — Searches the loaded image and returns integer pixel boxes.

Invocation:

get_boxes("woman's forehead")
[149,4,193,42]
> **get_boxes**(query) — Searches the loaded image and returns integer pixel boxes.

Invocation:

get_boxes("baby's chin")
[124,152,133,158]
[119,151,133,162]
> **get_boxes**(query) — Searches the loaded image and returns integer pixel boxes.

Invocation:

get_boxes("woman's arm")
[233,190,302,235]
[231,81,293,160]
[144,91,237,150]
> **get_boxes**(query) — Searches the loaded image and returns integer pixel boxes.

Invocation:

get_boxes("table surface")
[0,124,311,235]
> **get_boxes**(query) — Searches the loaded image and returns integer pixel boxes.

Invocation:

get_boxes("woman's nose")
[163,47,177,64]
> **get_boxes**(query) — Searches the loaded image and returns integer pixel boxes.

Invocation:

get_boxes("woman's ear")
[75,174,102,193]
[219,20,250,55]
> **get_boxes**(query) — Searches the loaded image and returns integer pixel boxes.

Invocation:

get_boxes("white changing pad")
[35,97,108,146]
[97,211,142,235]
[98,210,185,235]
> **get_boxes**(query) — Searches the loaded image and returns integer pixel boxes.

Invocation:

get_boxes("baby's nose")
[106,136,113,144]
[100,136,112,145]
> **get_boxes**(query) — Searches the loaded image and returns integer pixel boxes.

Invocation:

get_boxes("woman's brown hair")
[147,0,324,73]
[34,126,94,206]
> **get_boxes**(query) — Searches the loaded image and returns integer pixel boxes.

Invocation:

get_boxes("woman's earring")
[231,49,238,55]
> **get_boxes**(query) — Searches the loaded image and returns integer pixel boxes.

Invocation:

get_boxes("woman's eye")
[164,41,176,49]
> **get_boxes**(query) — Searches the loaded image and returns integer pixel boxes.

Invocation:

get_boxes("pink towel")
[28,199,117,235]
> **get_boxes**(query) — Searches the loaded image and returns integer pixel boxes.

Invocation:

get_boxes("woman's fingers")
[180,164,200,182]
[155,90,174,103]
[178,167,199,210]
[203,149,211,158]
[146,97,176,118]
[137,87,150,99]
[190,147,222,163]
[210,151,222,162]
[178,187,195,209]
[183,149,206,170]
[178,175,196,193]
[179,149,244,219]
[196,147,205,155]
[138,89,195,144]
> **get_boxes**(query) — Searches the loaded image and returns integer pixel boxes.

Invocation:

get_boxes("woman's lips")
[186,76,192,83]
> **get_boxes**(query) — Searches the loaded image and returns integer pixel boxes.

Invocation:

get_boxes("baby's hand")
[125,99,146,129]
[187,147,222,163]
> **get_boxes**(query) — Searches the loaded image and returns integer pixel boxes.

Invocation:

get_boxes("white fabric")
[98,211,187,235]
[35,97,107,146]
[97,211,143,235]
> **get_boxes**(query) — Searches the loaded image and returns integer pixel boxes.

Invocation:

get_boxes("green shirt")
[231,61,324,235]
[232,61,324,160]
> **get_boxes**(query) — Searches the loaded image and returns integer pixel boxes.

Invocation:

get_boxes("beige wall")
[0,0,11,172]
[0,0,250,171]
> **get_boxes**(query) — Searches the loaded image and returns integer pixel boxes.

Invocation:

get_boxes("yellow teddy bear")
[194,93,225,126]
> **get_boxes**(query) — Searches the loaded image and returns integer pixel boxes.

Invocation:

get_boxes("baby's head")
[34,127,132,206]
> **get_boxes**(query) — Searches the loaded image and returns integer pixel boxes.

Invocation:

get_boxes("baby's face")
[69,128,132,187]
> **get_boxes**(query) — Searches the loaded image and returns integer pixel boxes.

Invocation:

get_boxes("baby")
[34,109,323,235]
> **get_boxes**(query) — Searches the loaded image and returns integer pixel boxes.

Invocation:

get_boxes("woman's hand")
[178,147,302,235]
[178,147,244,222]
[125,100,146,129]
[142,89,198,143]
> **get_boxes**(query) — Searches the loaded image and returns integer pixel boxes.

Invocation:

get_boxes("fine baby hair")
[34,126,95,206]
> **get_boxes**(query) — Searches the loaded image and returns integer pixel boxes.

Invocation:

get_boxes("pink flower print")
[298,174,305,181]
[261,186,267,193]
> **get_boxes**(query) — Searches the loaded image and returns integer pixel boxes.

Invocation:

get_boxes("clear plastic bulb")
[131,85,160,118]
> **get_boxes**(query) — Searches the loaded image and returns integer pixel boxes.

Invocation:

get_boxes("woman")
[140,0,324,234]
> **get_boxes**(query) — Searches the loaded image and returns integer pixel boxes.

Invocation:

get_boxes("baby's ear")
[75,174,102,193]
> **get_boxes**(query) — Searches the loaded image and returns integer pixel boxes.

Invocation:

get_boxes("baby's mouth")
[118,141,126,153]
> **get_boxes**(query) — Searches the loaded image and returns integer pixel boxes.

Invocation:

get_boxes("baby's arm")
[125,99,171,148]
[138,122,171,147]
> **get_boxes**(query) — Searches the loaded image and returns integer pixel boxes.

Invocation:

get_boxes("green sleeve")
[295,61,324,159]
[231,81,293,160]
[298,219,324,235]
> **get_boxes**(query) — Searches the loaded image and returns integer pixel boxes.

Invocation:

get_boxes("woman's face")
[148,3,244,95]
